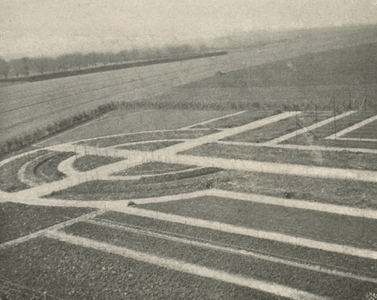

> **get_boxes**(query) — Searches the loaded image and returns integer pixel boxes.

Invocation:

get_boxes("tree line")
[0,43,209,79]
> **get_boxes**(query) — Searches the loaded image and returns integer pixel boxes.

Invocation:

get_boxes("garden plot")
[222,111,334,143]
[339,117,377,140]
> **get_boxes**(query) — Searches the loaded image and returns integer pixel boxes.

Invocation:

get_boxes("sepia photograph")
[1,1,377,299]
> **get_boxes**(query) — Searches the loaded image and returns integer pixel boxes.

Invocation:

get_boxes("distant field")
[153,42,377,112]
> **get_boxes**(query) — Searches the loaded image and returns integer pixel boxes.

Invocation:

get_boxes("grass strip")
[0,237,278,300]
[63,222,377,299]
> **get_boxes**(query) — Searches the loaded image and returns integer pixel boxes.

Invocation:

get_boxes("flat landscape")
[1,26,377,299]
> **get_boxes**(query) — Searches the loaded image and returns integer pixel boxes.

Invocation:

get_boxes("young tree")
[0,58,10,78]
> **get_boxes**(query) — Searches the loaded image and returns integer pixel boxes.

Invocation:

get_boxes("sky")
[1,0,377,59]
